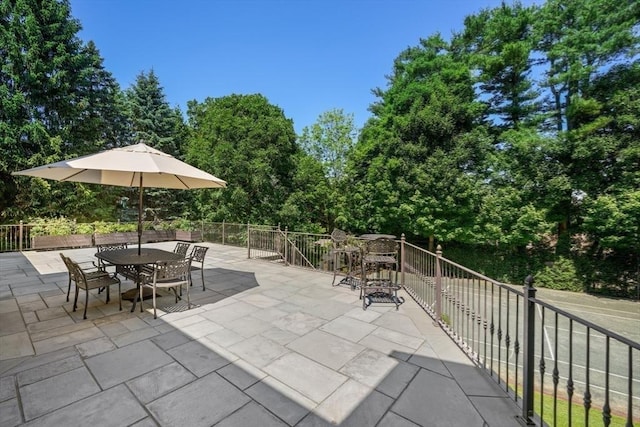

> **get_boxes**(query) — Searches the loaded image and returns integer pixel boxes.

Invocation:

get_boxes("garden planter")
[175,230,202,242]
[31,234,93,250]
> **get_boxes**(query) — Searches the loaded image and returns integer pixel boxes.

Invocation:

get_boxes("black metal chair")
[173,242,190,257]
[62,254,121,319]
[95,243,128,270]
[94,242,128,295]
[140,257,192,319]
[330,228,360,288]
[61,253,109,302]
[360,238,404,310]
[189,245,209,291]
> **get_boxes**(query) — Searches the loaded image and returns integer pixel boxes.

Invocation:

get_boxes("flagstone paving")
[0,242,522,426]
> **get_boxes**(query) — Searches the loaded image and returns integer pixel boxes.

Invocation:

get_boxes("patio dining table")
[95,248,184,312]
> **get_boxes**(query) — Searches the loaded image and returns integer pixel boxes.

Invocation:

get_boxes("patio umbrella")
[12,143,226,254]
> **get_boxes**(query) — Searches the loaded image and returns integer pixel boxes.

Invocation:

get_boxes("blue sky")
[70,0,536,134]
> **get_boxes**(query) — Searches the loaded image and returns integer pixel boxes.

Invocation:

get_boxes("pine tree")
[125,70,186,220]
[1,0,130,219]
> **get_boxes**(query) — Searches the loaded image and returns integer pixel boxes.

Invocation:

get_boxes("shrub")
[76,223,94,234]
[92,221,137,233]
[29,217,139,236]
[29,217,74,236]
[534,257,584,292]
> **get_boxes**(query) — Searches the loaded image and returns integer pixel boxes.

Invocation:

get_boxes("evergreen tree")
[532,0,640,250]
[125,70,186,220]
[126,70,180,156]
[460,2,539,129]
[0,0,129,220]
[350,34,490,248]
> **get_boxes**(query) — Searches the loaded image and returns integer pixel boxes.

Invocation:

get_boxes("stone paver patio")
[0,242,522,426]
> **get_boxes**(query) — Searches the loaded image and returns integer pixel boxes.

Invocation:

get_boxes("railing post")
[284,226,289,266]
[520,275,536,425]
[435,245,442,323]
[222,220,225,246]
[246,222,250,259]
[400,234,405,287]
[19,221,23,252]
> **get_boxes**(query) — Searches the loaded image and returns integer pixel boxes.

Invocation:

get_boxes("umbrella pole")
[138,175,143,256]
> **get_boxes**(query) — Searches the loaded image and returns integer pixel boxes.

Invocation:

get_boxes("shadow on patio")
[0,242,521,426]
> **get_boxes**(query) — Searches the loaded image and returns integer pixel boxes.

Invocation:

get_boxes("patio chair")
[360,238,404,310]
[95,243,128,293]
[173,242,191,257]
[60,253,109,302]
[330,228,360,288]
[140,257,192,319]
[63,254,121,319]
[189,245,209,291]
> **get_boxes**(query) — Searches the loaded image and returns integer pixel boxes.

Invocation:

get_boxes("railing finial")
[524,275,535,288]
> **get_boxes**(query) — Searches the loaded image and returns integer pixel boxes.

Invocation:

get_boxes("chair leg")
[118,282,122,312]
[139,285,144,313]
[66,276,71,302]
[332,252,339,286]
[152,286,157,319]
[84,288,89,320]
[73,286,79,311]
[201,264,205,291]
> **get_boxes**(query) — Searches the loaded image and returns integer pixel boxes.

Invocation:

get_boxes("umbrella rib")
[176,175,190,189]
[59,169,88,182]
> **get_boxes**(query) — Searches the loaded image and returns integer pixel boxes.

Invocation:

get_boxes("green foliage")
[166,218,197,231]
[294,109,358,231]
[535,257,584,292]
[298,109,357,180]
[460,2,539,128]
[350,34,490,241]
[92,221,137,233]
[29,218,74,237]
[1,0,130,221]
[582,191,640,251]
[29,217,138,236]
[185,94,298,225]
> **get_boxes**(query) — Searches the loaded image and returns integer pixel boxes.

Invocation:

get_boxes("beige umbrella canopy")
[13,143,226,253]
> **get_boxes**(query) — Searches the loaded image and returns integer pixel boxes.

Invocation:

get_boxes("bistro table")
[95,248,184,312]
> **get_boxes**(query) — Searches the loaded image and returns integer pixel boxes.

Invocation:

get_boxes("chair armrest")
[139,270,154,285]
[76,260,105,272]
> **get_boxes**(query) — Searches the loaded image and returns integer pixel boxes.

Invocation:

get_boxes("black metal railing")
[401,239,639,426]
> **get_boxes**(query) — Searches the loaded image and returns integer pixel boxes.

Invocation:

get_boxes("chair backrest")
[365,238,398,256]
[331,228,348,249]
[153,257,192,283]
[173,242,190,257]
[189,245,208,263]
[65,256,88,284]
[60,253,74,276]
[97,242,128,252]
